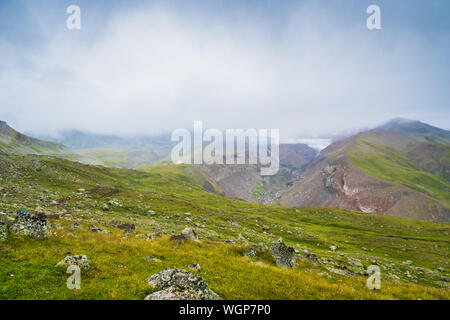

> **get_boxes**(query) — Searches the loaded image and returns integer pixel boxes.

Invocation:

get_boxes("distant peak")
[378,118,423,131]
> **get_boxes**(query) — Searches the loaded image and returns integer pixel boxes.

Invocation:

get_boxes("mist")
[0,0,449,139]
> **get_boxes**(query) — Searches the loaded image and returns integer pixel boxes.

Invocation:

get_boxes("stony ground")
[0,151,449,299]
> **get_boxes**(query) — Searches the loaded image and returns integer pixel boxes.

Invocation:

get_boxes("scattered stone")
[347,257,364,269]
[145,268,220,300]
[72,222,80,230]
[55,255,90,270]
[117,223,135,234]
[245,247,257,258]
[269,238,298,269]
[147,210,156,216]
[403,260,413,266]
[10,212,51,238]
[145,256,161,263]
[438,267,445,273]
[329,245,338,251]
[187,264,201,271]
[89,225,111,234]
[6,270,15,276]
[181,227,198,240]
[0,222,8,241]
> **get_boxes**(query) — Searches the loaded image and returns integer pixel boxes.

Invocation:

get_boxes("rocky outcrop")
[55,255,90,270]
[270,239,298,269]
[171,228,198,242]
[10,212,51,238]
[145,269,220,300]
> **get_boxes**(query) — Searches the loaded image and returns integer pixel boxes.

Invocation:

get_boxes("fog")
[0,0,449,139]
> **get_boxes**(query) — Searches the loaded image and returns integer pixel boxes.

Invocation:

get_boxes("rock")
[72,222,80,230]
[0,222,8,241]
[329,245,338,251]
[145,269,220,300]
[6,270,15,276]
[10,212,51,238]
[269,238,298,269]
[438,267,445,273]
[171,228,198,242]
[55,255,90,270]
[102,204,110,212]
[117,223,135,234]
[245,247,257,258]
[136,233,153,241]
[244,245,266,258]
[181,227,198,240]
[403,260,413,266]
[145,256,161,263]
[347,257,364,269]
[187,264,201,271]
[147,210,156,216]
[89,225,111,234]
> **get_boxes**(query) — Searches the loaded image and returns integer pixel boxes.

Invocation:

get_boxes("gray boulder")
[181,227,198,240]
[10,212,51,238]
[55,255,90,270]
[145,268,220,300]
[270,238,298,269]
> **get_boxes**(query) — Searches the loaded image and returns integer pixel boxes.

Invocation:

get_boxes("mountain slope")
[281,119,450,222]
[176,143,317,204]
[0,121,68,156]
[0,150,449,299]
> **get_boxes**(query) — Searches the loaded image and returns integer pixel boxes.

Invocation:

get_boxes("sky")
[0,0,449,138]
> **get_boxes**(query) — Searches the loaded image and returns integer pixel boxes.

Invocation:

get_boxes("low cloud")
[0,1,448,138]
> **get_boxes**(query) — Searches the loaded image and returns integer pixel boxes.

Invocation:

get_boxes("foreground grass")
[1,224,448,300]
[0,152,449,299]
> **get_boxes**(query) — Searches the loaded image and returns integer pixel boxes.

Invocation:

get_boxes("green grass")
[348,137,450,206]
[1,227,448,300]
[0,151,449,299]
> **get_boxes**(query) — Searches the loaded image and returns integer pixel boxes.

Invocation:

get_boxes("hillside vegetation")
[0,151,449,299]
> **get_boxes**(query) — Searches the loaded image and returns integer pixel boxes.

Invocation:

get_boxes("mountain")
[173,143,317,204]
[280,119,450,222]
[0,121,68,156]
[40,130,174,168]
[0,149,449,299]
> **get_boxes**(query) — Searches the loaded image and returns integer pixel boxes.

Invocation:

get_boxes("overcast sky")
[0,0,449,138]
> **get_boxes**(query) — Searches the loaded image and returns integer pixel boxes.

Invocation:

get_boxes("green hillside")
[349,135,450,207]
[0,151,449,299]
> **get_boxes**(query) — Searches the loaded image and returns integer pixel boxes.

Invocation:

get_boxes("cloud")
[0,1,449,137]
